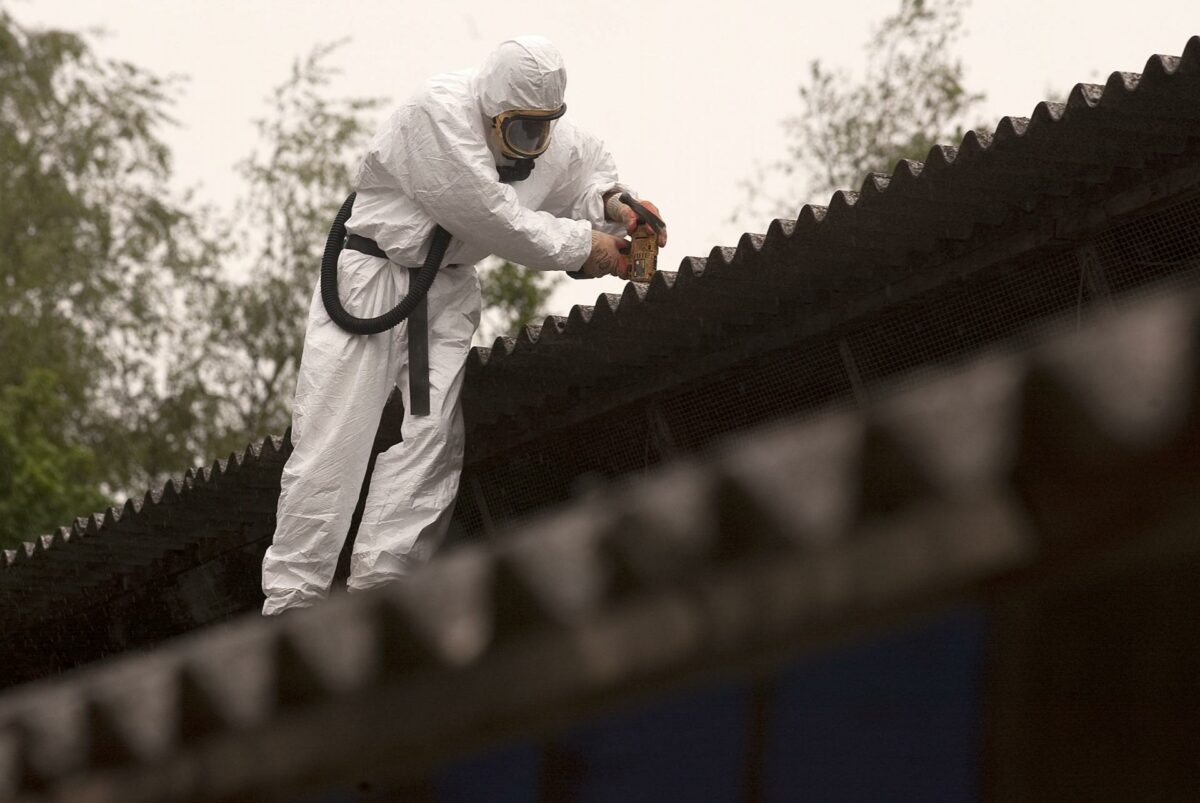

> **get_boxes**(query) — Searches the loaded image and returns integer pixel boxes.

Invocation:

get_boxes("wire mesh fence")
[451,191,1200,541]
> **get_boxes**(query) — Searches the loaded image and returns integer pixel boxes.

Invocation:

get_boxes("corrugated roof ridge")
[1183,35,1200,71]
[462,35,1199,398]
[0,432,293,617]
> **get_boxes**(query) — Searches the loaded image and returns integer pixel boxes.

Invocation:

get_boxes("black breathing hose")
[320,192,451,335]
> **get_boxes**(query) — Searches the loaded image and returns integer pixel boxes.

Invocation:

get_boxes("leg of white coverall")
[261,251,408,615]
[348,265,481,590]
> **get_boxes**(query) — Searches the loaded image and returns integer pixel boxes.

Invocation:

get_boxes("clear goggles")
[493,104,567,159]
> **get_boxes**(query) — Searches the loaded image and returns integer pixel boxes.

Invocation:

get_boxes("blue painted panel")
[550,682,750,803]
[434,739,542,803]
[764,608,987,803]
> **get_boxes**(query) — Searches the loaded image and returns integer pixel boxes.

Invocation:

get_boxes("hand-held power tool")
[620,192,666,283]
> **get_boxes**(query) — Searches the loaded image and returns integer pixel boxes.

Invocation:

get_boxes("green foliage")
[478,259,556,343]
[0,371,108,548]
[0,8,220,510]
[737,0,985,221]
[196,43,384,445]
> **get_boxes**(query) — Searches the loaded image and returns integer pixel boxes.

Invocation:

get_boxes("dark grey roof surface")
[462,36,1200,443]
[1,37,1199,684]
[0,286,1197,802]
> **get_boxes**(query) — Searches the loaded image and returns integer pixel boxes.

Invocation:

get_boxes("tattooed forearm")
[582,230,623,277]
[594,249,616,275]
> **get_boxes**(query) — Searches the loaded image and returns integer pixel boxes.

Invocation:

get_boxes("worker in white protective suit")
[261,36,668,615]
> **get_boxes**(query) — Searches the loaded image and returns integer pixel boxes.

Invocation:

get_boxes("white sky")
[9,0,1200,317]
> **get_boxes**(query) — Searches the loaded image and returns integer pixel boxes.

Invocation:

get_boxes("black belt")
[344,234,430,416]
[345,233,389,259]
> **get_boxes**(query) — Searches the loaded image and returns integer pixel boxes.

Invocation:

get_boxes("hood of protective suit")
[473,36,567,117]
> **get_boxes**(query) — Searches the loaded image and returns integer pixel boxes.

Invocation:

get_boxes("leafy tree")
[0,371,109,548]
[0,8,220,511]
[736,0,984,223]
[192,44,384,449]
[477,258,557,344]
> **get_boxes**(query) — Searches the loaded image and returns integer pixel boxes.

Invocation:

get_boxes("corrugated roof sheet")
[462,37,1200,439]
[0,286,1197,802]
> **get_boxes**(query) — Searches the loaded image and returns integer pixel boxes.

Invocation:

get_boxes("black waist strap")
[346,233,389,260]
[343,234,430,417]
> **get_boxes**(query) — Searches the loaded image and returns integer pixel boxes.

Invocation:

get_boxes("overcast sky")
[9,0,1199,316]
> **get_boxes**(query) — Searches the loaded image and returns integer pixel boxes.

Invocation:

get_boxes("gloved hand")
[605,194,668,248]
[578,231,630,279]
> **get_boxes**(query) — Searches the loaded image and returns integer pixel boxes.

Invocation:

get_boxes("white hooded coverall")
[261,36,631,614]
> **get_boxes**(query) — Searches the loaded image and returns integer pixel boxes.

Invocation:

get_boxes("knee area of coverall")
[401,404,462,440]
